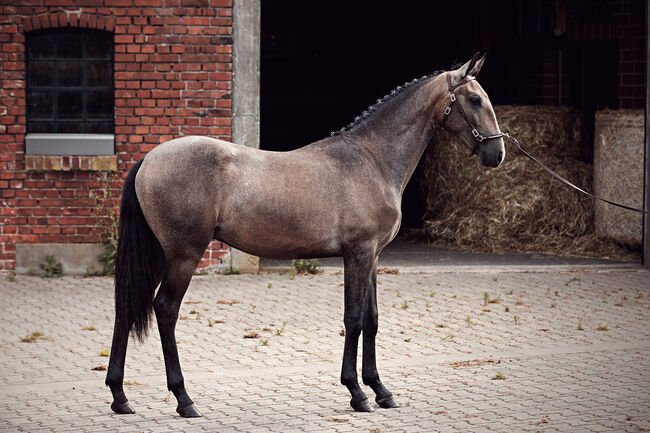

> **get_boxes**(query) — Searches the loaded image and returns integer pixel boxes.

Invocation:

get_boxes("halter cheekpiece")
[441,72,505,152]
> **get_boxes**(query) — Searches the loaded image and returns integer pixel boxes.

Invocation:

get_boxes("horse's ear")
[468,53,486,76]
[453,52,484,82]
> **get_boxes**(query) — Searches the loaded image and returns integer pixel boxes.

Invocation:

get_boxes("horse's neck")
[352,77,446,194]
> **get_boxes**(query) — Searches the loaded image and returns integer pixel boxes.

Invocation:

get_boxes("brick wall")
[613,0,645,109]
[0,0,233,273]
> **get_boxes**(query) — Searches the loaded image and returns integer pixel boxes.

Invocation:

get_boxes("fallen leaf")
[217,299,241,305]
[540,328,550,332]
[91,365,107,371]
[332,281,344,286]
[339,329,345,336]
[377,267,399,275]
[184,301,201,304]
[327,415,349,422]
[244,332,261,339]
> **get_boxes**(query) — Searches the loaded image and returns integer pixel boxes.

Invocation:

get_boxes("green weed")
[99,348,110,357]
[89,187,119,276]
[491,372,506,380]
[483,292,501,305]
[39,255,62,278]
[577,318,584,331]
[222,266,240,275]
[20,331,47,343]
[275,321,286,336]
[401,300,408,310]
[290,259,321,275]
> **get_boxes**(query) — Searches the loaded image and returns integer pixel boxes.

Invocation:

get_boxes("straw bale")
[413,105,640,261]
[593,109,644,243]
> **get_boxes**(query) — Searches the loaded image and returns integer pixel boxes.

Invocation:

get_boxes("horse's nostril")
[497,151,503,164]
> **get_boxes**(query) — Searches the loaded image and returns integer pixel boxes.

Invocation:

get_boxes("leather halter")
[441,72,505,153]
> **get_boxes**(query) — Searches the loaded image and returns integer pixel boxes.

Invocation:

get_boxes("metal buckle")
[471,128,484,141]
[444,106,451,116]
[449,93,456,102]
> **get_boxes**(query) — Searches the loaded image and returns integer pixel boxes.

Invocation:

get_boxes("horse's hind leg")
[362,256,399,408]
[106,318,135,414]
[341,249,375,412]
[154,255,203,417]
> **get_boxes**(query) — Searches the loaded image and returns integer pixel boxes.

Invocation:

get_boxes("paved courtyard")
[1,264,649,432]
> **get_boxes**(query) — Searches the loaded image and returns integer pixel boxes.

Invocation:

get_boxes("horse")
[105,52,505,417]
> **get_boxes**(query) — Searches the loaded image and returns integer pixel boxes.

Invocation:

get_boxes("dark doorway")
[260,1,500,230]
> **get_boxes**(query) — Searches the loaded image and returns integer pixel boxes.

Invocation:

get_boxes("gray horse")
[106,53,505,417]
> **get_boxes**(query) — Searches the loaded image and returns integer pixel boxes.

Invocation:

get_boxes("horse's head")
[441,53,505,168]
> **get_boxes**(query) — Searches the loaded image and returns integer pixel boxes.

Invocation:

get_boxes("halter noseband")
[441,72,505,153]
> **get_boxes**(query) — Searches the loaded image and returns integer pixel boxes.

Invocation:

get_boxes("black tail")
[114,158,165,342]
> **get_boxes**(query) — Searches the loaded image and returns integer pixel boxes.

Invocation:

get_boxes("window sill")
[26,133,114,156]
[25,155,118,171]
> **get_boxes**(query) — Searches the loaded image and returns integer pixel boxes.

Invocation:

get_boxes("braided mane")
[330,70,445,137]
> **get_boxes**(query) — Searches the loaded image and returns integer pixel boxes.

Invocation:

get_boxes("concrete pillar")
[644,1,650,269]
[231,0,261,273]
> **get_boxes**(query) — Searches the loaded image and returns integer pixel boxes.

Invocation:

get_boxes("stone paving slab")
[0,267,649,432]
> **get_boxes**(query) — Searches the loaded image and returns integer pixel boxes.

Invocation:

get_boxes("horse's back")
[135,135,401,260]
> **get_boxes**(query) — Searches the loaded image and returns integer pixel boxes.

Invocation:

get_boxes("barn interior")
[260,0,644,259]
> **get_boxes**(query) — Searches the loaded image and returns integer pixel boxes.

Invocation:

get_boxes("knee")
[344,308,363,335]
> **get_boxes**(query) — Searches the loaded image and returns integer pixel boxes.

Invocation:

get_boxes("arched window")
[26,28,114,155]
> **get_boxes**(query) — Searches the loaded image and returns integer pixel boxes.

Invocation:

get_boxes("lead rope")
[503,133,648,215]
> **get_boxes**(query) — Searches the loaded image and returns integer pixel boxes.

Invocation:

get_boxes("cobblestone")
[0,266,649,432]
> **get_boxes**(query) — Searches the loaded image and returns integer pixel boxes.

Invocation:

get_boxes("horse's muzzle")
[478,141,505,168]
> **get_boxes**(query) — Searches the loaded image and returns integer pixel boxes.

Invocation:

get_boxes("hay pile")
[414,105,640,261]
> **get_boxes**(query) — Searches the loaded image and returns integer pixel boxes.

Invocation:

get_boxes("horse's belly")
[215,209,343,260]
[217,228,341,260]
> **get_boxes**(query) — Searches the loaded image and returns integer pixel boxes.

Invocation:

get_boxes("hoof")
[177,403,202,418]
[376,394,400,409]
[350,397,374,412]
[111,400,135,414]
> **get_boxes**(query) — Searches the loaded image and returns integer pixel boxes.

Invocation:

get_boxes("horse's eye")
[470,95,482,106]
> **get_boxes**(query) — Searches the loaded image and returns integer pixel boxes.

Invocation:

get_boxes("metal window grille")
[26,28,114,134]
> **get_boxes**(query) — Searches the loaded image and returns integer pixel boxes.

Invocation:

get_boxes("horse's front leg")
[362,257,399,408]
[341,249,375,412]
[154,256,202,418]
